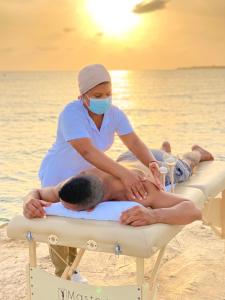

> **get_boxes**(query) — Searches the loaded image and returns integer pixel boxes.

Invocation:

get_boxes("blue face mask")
[88,96,112,115]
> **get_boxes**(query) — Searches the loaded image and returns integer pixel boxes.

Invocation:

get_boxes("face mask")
[87,96,112,115]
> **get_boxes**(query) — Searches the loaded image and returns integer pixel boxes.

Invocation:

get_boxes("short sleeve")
[59,106,90,142]
[116,108,134,136]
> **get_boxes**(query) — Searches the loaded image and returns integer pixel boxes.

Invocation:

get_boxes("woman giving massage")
[36,63,162,279]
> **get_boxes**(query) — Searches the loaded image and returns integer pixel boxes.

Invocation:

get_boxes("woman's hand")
[120,170,147,201]
[149,161,164,191]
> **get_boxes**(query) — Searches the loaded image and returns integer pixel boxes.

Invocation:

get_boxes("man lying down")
[23,142,213,226]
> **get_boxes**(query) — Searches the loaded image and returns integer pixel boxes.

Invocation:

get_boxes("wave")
[0,176,24,182]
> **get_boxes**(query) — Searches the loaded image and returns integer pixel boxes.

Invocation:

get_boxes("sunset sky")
[0,0,225,71]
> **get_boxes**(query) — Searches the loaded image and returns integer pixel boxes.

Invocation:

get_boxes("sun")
[86,0,141,37]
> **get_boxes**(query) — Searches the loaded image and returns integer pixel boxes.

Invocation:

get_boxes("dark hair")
[58,175,104,209]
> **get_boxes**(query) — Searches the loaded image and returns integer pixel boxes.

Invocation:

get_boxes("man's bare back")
[75,160,159,207]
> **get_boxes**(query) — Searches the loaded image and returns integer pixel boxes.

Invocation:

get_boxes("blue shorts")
[116,150,192,186]
[167,159,192,185]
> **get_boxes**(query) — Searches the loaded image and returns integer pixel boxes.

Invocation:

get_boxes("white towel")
[45,201,142,221]
[45,185,172,221]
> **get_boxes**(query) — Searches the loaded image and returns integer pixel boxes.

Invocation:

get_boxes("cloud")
[96,32,104,37]
[133,0,170,14]
[63,27,75,33]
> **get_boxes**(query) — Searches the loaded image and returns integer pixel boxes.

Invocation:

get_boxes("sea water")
[0,68,225,224]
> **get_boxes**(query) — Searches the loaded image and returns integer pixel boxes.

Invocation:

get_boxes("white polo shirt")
[39,100,133,187]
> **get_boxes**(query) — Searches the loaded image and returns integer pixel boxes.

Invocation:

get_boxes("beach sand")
[1,221,225,300]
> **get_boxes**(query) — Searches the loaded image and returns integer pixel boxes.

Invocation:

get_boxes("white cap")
[78,64,111,95]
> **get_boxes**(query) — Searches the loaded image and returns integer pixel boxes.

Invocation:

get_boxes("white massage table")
[7,161,225,300]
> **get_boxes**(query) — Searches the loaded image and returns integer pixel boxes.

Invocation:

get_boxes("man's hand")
[149,162,164,191]
[120,205,157,226]
[23,198,51,219]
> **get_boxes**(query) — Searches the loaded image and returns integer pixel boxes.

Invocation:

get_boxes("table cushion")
[178,161,225,197]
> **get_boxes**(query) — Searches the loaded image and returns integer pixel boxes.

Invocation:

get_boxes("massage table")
[7,160,225,300]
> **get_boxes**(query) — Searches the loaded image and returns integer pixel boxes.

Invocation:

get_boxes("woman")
[39,64,162,200]
[38,64,162,279]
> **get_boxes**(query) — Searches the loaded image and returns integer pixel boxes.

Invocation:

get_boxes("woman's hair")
[58,175,104,209]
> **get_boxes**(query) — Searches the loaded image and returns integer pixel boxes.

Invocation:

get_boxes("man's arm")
[23,184,61,219]
[120,201,201,226]
[120,183,202,226]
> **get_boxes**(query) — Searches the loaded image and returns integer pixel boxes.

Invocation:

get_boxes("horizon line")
[0,65,225,73]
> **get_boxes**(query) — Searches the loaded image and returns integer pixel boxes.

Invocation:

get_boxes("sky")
[0,0,225,71]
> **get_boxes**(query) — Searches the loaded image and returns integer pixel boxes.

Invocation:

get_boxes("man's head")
[58,175,104,211]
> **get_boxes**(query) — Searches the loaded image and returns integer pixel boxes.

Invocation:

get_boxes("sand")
[0,221,225,300]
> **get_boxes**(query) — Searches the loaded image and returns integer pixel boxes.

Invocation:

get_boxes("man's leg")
[160,141,214,169]
[162,142,214,184]
[182,145,214,170]
[161,141,171,154]
[49,245,77,277]
[116,148,166,163]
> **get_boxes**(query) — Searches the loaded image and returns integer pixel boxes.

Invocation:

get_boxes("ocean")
[0,69,225,225]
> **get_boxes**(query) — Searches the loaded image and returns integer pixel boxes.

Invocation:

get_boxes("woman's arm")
[119,132,156,166]
[119,132,163,189]
[69,138,147,200]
